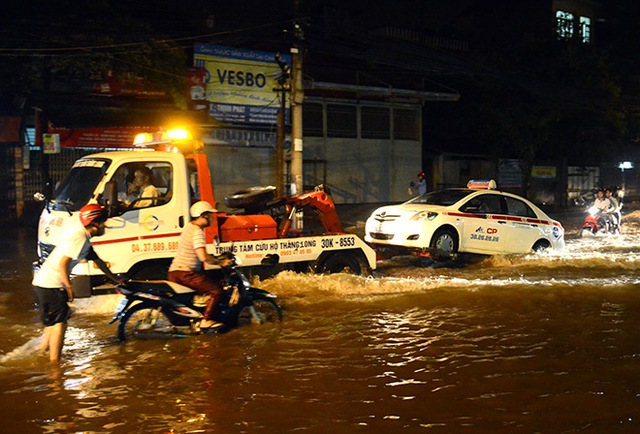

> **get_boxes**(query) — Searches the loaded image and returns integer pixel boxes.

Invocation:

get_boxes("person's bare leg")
[48,322,67,362]
[37,326,52,354]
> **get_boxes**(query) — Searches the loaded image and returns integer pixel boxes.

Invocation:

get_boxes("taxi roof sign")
[467,179,497,190]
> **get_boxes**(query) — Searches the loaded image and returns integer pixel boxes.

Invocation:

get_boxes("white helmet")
[190,201,217,218]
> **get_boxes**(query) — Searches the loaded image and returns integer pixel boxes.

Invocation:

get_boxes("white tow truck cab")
[35,130,376,297]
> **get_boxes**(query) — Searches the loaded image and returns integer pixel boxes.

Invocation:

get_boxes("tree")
[0,1,188,113]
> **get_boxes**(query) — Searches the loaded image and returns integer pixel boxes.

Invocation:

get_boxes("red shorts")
[167,270,222,297]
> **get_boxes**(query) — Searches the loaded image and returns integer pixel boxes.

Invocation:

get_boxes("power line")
[0,19,296,56]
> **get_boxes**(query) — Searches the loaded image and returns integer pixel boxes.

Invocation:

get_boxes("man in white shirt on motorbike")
[593,189,613,231]
[167,201,231,329]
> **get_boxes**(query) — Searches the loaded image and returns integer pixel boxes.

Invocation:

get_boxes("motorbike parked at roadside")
[109,252,282,341]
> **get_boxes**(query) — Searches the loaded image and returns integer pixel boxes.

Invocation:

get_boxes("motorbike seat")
[127,279,196,295]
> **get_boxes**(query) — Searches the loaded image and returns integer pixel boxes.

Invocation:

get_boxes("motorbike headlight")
[241,276,251,287]
[410,211,438,221]
[588,206,598,216]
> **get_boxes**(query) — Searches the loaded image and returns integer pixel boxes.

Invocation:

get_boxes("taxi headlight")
[410,211,438,221]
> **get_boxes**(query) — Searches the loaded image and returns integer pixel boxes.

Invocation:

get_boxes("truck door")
[93,160,183,274]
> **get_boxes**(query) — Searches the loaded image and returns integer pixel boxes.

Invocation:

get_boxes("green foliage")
[464,36,625,167]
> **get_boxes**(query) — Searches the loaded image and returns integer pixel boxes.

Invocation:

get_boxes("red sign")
[0,116,21,143]
[48,127,156,149]
[92,71,166,98]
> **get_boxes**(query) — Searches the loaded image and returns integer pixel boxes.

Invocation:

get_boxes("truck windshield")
[52,159,111,211]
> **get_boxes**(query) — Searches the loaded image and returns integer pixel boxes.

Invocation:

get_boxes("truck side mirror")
[103,180,119,217]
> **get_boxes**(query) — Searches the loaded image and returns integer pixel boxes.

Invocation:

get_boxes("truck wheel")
[318,252,363,275]
[224,186,276,209]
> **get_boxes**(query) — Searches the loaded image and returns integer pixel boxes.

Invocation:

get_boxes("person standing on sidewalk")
[408,171,427,196]
[32,204,117,362]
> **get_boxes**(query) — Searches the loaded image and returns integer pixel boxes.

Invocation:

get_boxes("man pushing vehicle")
[32,204,119,362]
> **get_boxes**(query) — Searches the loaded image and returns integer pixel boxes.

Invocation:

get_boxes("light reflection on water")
[1,222,640,432]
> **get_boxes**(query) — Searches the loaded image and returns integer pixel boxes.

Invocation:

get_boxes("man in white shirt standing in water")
[32,204,118,362]
[168,201,231,330]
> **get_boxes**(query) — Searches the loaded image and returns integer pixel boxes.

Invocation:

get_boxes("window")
[409,189,473,206]
[505,196,536,218]
[556,10,574,40]
[579,16,591,44]
[459,194,505,214]
[393,109,420,140]
[111,162,173,209]
[361,106,390,139]
[303,103,323,137]
[327,104,356,138]
[54,158,111,211]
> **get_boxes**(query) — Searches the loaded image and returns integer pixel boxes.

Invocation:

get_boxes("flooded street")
[1,211,640,433]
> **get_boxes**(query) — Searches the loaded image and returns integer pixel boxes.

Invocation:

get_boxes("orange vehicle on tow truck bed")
[35,130,376,298]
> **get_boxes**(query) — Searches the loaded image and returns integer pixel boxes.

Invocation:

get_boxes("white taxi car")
[365,180,564,260]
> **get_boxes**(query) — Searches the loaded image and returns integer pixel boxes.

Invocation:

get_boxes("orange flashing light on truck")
[34,129,376,297]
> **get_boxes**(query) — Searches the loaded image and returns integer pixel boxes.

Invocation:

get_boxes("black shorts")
[33,286,71,327]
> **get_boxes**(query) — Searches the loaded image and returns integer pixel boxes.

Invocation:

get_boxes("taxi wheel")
[430,228,458,261]
[532,240,551,253]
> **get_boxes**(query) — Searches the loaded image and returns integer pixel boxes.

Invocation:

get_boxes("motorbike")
[579,206,620,237]
[109,252,282,341]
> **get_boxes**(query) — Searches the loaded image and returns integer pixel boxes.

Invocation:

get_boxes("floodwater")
[1,211,640,433]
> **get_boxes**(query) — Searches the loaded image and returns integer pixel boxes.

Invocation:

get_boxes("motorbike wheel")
[118,303,175,342]
[579,227,596,238]
[238,299,282,327]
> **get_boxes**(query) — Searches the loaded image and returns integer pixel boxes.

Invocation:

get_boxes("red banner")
[48,127,157,149]
[92,71,166,98]
[0,116,21,143]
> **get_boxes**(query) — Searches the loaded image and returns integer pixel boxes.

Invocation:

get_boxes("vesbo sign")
[216,70,267,88]
[194,44,291,124]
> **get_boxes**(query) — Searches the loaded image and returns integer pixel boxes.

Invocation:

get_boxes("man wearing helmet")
[168,201,231,329]
[409,171,427,196]
[32,204,118,362]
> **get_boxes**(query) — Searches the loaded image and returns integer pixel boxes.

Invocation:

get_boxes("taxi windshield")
[52,158,110,211]
[407,189,474,206]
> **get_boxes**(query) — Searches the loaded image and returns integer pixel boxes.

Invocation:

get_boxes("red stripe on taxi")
[445,212,553,226]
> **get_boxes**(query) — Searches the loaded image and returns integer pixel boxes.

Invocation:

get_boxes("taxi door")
[495,196,544,254]
[458,193,508,254]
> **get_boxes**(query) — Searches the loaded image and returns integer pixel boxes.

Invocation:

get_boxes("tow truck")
[35,129,376,297]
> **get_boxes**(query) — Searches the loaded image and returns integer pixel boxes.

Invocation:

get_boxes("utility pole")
[274,54,290,197]
[291,0,304,199]
[290,45,304,197]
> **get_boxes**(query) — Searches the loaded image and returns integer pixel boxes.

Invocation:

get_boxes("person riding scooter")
[167,201,232,329]
[605,188,622,232]
[592,189,613,231]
